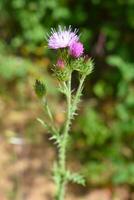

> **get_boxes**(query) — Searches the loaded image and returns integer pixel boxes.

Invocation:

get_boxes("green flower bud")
[83,58,94,75]
[34,79,46,98]
[71,57,94,75]
[52,66,71,81]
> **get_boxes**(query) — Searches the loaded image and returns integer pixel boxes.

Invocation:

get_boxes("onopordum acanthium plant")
[34,26,94,200]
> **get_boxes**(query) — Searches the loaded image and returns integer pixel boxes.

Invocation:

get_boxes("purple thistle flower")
[69,41,84,58]
[48,26,79,49]
[56,59,65,69]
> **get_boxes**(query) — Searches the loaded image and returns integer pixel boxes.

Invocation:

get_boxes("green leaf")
[49,135,62,148]
[37,118,48,129]
[67,171,85,186]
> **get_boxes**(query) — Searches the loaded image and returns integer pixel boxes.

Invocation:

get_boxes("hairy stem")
[56,74,86,200]
[56,74,72,200]
[71,75,86,118]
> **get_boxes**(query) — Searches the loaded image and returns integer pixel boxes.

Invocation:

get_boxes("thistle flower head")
[48,26,79,49]
[69,41,84,58]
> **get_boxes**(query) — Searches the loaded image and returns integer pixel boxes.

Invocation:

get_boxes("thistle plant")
[34,26,94,200]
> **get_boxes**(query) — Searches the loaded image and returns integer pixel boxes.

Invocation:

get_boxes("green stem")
[71,75,86,117]
[56,74,86,200]
[56,74,72,200]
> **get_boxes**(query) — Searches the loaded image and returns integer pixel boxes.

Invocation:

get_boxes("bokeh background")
[0,0,134,199]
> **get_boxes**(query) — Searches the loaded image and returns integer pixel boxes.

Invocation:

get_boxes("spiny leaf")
[37,118,56,134]
[67,171,86,186]
[49,135,62,148]
[37,118,48,128]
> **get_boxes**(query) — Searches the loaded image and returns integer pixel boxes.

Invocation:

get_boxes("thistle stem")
[56,74,86,200]
[56,74,72,200]
[71,75,86,118]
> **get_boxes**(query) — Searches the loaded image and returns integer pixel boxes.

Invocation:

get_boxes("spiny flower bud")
[84,57,94,75]
[56,59,65,69]
[34,79,46,98]
[70,56,94,75]
[52,66,70,81]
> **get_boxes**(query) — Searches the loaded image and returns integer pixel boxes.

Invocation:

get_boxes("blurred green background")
[0,0,134,199]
